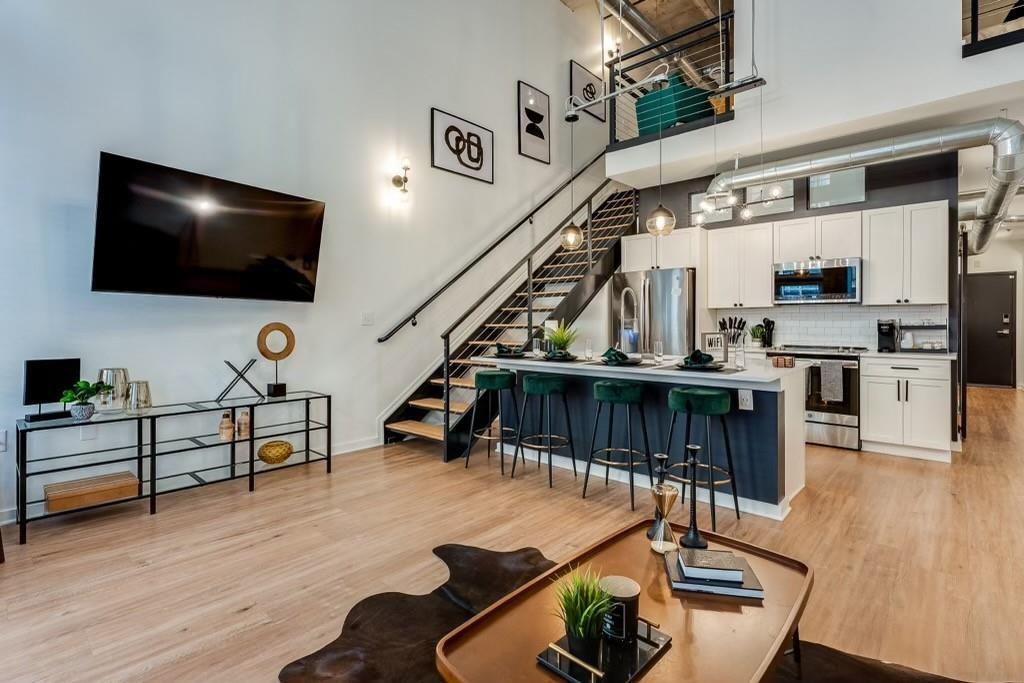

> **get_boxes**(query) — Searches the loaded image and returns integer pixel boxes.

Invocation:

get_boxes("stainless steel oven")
[768,346,864,450]
[773,257,861,304]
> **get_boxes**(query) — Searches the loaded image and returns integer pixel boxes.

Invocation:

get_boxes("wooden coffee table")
[436,520,812,682]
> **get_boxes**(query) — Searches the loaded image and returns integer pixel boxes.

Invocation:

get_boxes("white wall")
[968,236,1024,388]
[0,0,607,521]
[608,0,1024,187]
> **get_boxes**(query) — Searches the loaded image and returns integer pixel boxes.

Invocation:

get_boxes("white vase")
[70,404,95,421]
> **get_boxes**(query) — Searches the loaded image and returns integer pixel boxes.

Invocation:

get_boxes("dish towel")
[820,360,845,403]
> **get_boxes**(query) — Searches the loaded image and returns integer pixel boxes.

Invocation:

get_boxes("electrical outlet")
[738,389,754,411]
[80,425,97,441]
[360,311,375,326]
[0,429,6,453]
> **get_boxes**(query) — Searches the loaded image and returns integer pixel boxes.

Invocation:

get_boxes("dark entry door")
[965,272,1016,387]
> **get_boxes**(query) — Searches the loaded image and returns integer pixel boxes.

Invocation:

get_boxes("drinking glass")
[532,338,543,358]
[654,340,664,363]
[585,339,594,360]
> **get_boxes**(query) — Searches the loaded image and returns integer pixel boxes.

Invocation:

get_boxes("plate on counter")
[544,353,578,362]
[494,351,526,359]
[676,361,726,372]
[601,357,644,366]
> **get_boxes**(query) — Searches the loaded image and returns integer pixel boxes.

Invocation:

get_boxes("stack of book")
[664,547,764,599]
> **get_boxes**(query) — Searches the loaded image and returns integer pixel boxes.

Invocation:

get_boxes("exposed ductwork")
[706,118,1024,254]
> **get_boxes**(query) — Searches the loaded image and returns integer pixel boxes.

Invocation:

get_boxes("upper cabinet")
[707,223,774,309]
[621,230,697,272]
[863,200,948,305]
[773,211,861,262]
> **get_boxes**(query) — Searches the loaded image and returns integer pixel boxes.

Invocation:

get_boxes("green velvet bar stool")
[464,370,520,475]
[510,374,577,487]
[582,380,654,511]
[664,386,740,531]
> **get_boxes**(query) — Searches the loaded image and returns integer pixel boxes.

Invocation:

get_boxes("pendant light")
[560,116,584,250]
[645,100,676,236]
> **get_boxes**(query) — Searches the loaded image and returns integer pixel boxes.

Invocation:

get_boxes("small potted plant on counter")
[554,566,611,664]
[750,324,765,348]
[545,320,579,361]
[61,380,112,421]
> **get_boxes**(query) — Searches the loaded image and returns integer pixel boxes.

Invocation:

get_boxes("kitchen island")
[486,356,808,520]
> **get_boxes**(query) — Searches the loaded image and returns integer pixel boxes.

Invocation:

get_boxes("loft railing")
[608,11,734,148]
[376,150,606,343]
[962,0,1024,56]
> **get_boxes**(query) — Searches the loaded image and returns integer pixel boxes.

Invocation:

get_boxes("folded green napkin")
[602,347,630,364]
[685,349,715,366]
[495,343,519,356]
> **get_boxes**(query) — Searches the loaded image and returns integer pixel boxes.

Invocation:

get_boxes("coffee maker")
[877,319,898,353]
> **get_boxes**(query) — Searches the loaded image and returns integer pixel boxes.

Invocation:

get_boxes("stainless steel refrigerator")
[609,268,696,356]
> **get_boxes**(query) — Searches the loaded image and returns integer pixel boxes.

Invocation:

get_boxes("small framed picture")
[701,332,728,363]
[518,81,550,164]
[570,60,606,122]
[431,107,494,184]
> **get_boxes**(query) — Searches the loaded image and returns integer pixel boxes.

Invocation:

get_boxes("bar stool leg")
[605,405,614,487]
[497,389,505,476]
[720,415,740,519]
[561,393,577,478]
[511,393,530,478]
[510,389,523,470]
[582,402,602,499]
[706,415,717,532]
[464,387,481,467]
[536,397,543,469]
[626,405,635,511]
[638,404,654,487]
[665,411,681,508]
[486,390,493,459]
[546,395,554,488]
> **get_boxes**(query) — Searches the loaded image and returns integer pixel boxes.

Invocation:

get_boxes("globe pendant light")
[560,117,584,251]
[645,105,676,236]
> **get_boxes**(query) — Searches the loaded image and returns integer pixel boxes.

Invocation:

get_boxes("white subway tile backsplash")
[712,304,948,349]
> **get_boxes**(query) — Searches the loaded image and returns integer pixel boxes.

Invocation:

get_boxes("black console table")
[14,390,331,544]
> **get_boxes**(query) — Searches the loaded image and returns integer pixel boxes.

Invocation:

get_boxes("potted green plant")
[545,320,579,360]
[61,380,112,421]
[750,324,765,348]
[554,566,611,664]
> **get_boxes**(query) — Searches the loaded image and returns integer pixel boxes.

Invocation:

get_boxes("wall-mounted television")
[92,152,325,302]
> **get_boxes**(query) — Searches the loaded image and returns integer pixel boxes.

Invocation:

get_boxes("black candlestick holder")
[681,444,707,549]
[647,453,670,540]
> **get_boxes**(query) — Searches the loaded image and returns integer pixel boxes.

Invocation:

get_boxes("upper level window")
[963,0,1024,57]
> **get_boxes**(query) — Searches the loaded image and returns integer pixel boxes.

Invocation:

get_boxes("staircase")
[383,187,637,459]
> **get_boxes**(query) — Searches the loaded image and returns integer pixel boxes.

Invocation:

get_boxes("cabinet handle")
[905,379,910,402]
[897,380,901,402]
[890,366,919,371]
[904,298,910,303]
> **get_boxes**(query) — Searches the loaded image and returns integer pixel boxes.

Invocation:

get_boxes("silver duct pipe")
[706,118,1024,254]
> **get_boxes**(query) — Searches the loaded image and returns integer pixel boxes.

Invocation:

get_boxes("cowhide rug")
[280,543,981,683]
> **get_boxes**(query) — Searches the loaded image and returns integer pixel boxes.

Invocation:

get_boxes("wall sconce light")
[391,158,410,194]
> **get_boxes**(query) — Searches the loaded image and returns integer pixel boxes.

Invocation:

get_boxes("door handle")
[996,329,1010,336]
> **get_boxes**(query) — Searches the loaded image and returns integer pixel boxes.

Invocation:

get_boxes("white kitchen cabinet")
[773,212,861,263]
[862,201,948,305]
[816,211,862,259]
[861,376,904,444]
[903,378,952,450]
[621,234,655,272]
[708,223,773,309]
[620,230,697,272]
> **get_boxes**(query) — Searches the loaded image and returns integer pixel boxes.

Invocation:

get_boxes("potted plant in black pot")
[554,566,611,665]
[61,380,112,421]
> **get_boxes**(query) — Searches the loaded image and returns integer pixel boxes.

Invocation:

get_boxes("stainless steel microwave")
[772,257,861,304]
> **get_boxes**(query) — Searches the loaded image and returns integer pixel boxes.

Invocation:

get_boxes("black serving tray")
[676,361,726,372]
[601,357,643,366]
[494,352,526,359]
[536,621,671,683]
[544,353,579,362]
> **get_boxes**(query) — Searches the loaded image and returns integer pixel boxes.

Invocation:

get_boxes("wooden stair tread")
[484,323,529,328]
[449,358,497,366]
[532,275,580,283]
[500,306,555,312]
[408,398,470,414]
[463,338,524,345]
[431,377,476,389]
[386,420,444,441]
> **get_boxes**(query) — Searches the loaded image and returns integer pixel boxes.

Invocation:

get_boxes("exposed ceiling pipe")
[603,0,716,89]
[706,118,1024,254]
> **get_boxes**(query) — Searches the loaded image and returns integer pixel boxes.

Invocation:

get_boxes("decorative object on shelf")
[569,60,606,122]
[545,320,579,361]
[96,368,130,412]
[554,566,611,665]
[518,80,550,164]
[258,439,294,465]
[391,157,410,194]
[44,471,138,513]
[217,358,264,401]
[681,444,708,550]
[236,408,251,439]
[125,380,152,414]
[258,322,296,398]
[23,357,80,422]
[599,575,641,646]
[648,484,679,554]
[218,411,235,442]
[60,379,112,422]
[430,107,494,184]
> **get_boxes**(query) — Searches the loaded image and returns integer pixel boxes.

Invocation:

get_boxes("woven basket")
[258,440,294,465]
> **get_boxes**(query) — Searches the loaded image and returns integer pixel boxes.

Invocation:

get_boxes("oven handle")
[806,361,860,369]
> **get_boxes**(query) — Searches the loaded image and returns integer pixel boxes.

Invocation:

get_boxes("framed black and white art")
[517,81,550,164]
[431,107,494,184]
[569,60,606,122]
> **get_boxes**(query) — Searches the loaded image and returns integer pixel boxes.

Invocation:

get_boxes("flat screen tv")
[92,152,325,302]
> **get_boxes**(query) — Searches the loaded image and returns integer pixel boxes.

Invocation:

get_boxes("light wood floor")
[1,387,1022,682]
